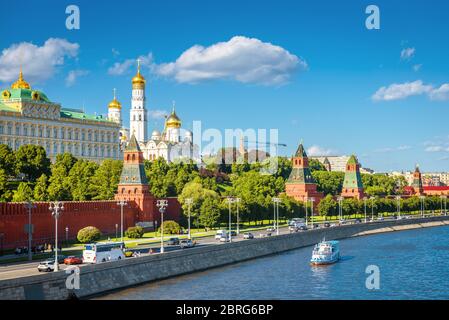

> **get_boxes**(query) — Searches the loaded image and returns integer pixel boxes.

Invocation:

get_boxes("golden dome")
[108,89,121,109]
[132,59,146,88]
[165,106,181,128]
[11,68,31,90]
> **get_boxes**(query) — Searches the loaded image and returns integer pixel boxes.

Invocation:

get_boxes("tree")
[12,182,33,202]
[47,153,78,201]
[312,171,345,196]
[67,160,98,201]
[0,169,12,202]
[318,195,337,219]
[33,174,49,201]
[160,220,181,234]
[15,145,51,182]
[309,159,326,172]
[90,159,123,200]
[199,190,221,229]
[125,226,144,239]
[0,144,16,177]
[77,226,102,243]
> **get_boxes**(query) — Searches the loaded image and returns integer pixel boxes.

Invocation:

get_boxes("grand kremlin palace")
[0,70,122,161]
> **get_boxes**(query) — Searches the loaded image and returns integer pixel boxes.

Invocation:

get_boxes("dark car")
[167,237,180,245]
[299,225,308,231]
[355,219,362,224]
[230,231,237,237]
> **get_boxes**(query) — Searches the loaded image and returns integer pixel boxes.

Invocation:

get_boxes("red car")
[64,256,83,265]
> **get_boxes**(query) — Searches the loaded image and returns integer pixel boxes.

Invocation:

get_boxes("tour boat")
[310,239,340,266]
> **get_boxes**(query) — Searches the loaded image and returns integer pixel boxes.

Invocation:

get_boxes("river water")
[98,226,449,300]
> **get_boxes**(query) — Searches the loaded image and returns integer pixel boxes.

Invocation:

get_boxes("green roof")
[347,155,358,165]
[60,108,111,123]
[3,88,50,102]
[295,143,307,157]
[125,135,141,152]
[286,167,316,185]
[119,163,148,185]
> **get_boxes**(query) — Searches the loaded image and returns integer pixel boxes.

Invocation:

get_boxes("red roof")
[423,186,449,191]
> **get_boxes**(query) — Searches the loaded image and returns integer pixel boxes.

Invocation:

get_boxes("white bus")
[83,242,125,264]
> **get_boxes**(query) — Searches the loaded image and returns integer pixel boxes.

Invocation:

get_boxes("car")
[123,249,134,258]
[230,231,237,237]
[64,256,83,265]
[312,224,319,229]
[243,232,254,239]
[298,225,308,231]
[323,222,331,228]
[377,216,384,221]
[180,239,195,249]
[167,237,180,245]
[215,230,227,240]
[266,227,275,232]
[37,259,56,272]
[354,219,362,224]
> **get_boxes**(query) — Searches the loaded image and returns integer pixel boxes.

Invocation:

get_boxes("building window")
[15,126,20,135]
[46,128,50,138]
[0,123,3,134]
[53,128,58,138]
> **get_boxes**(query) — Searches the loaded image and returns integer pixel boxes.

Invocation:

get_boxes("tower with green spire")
[285,142,323,207]
[116,134,154,222]
[411,165,424,194]
[341,155,365,199]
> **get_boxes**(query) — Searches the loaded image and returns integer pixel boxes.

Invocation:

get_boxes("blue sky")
[1,0,449,172]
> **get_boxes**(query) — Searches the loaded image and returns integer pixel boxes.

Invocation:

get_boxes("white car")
[215,230,227,240]
[180,239,195,249]
[37,260,55,272]
[219,234,230,242]
[243,232,254,239]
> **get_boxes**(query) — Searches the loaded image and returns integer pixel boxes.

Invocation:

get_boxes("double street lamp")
[226,197,235,242]
[272,197,281,235]
[304,196,308,227]
[419,195,426,218]
[185,198,193,239]
[395,195,401,219]
[337,196,344,222]
[48,201,64,272]
[156,199,168,253]
[235,198,241,235]
[24,200,36,261]
[363,197,368,223]
[370,196,376,221]
[309,197,315,228]
[116,200,127,242]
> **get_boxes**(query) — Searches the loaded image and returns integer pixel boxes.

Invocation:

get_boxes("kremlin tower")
[341,155,365,199]
[411,165,424,195]
[285,142,323,207]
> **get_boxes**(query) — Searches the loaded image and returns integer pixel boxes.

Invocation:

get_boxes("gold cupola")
[165,104,181,128]
[11,67,31,90]
[132,59,146,89]
[108,88,121,109]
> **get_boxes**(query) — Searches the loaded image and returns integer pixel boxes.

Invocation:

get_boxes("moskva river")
[98,226,449,300]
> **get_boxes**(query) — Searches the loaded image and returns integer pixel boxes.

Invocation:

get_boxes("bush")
[159,220,181,235]
[125,226,144,239]
[77,226,102,243]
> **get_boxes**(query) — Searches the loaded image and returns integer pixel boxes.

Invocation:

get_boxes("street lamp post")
[115,223,118,240]
[116,200,127,242]
[440,195,447,216]
[226,197,235,242]
[420,195,425,218]
[395,195,401,219]
[363,197,368,223]
[48,201,64,272]
[304,197,308,227]
[235,198,241,235]
[65,227,69,247]
[156,200,168,253]
[185,198,193,240]
[24,200,36,261]
[370,196,376,221]
[272,197,281,236]
[310,198,315,228]
[337,196,343,222]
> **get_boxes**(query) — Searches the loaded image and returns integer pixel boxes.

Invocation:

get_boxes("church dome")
[11,69,31,90]
[132,60,146,88]
[108,89,121,109]
[166,107,181,128]
[151,130,161,140]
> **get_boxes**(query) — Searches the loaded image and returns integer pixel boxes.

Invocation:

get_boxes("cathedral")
[120,61,199,164]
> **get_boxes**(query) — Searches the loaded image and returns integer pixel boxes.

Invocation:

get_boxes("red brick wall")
[0,201,138,249]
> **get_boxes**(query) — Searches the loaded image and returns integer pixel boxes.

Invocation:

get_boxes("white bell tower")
[130,59,148,143]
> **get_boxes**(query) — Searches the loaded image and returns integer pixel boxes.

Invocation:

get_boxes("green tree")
[160,220,181,234]
[90,160,123,200]
[125,226,144,239]
[77,226,102,243]
[318,194,337,219]
[312,171,345,196]
[309,159,326,172]
[67,160,99,201]
[0,144,16,177]
[33,174,49,201]
[0,169,12,202]
[199,190,221,229]
[12,182,33,202]
[15,145,51,182]
[47,153,78,201]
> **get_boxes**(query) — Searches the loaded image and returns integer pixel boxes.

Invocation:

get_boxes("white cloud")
[154,36,306,85]
[429,83,449,101]
[307,145,334,156]
[372,80,432,101]
[112,48,120,57]
[108,53,154,76]
[0,38,79,84]
[65,69,89,87]
[375,145,411,153]
[400,47,415,60]
[148,109,168,119]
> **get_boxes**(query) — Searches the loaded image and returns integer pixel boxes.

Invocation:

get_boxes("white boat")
[310,239,340,266]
